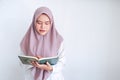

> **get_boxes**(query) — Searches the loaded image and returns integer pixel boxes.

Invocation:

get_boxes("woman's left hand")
[31,61,53,71]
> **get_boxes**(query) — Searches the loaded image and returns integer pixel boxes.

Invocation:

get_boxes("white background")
[0,0,120,80]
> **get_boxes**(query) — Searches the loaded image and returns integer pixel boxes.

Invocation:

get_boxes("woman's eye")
[45,21,51,25]
[36,21,51,25]
[38,22,42,24]
[36,21,42,25]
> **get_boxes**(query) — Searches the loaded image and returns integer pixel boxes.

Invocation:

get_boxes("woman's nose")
[41,24,45,29]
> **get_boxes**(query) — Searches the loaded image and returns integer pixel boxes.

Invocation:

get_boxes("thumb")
[46,62,51,66]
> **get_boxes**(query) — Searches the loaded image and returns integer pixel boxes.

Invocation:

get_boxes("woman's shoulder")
[60,40,65,49]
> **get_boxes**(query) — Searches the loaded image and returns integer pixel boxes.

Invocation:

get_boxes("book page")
[18,56,38,65]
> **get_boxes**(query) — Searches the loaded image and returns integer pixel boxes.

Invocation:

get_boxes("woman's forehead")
[37,14,50,21]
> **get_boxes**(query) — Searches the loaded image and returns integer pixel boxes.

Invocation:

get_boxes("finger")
[34,62,42,68]
[36,56,42,59]
[46,62,53,71]
[31,62,35,66]
[31,61,35,65]
[32,61,38,67]
[35,62,40,65]
[46,62,51,67]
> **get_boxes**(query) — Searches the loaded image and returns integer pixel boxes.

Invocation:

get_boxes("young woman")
[20,7,65,80]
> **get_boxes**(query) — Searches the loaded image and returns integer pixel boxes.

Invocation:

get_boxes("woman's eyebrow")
[36,20,41,22]
[37,20,50,22]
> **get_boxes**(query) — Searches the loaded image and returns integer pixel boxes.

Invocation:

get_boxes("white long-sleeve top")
[20,42,65,80]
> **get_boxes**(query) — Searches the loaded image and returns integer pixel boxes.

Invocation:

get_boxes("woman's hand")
[36,56,42,59]
[31,61,53,71]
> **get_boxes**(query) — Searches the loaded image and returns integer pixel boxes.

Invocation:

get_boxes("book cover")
[18,55,59,65]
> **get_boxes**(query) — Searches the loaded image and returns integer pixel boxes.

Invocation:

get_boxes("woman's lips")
[39,30,46,32]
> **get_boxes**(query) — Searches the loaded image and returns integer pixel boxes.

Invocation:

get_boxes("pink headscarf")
[20,7,63,80]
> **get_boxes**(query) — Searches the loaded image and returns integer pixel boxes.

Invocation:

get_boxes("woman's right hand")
[31,61,53,71]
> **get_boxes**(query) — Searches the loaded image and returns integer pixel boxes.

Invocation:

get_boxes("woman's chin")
[39,32,47,36]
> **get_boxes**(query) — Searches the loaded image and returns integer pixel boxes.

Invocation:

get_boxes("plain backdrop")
[0,0,120,80]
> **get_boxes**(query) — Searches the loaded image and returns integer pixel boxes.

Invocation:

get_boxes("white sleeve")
[52,41,66,73]
[19,52,35,80]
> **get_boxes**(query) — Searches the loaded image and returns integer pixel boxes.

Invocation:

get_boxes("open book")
[18,55,59,65]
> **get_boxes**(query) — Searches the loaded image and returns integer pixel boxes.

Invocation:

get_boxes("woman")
[20,7,65,80]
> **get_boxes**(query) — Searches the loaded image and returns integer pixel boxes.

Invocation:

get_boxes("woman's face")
[35,14,51,35]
